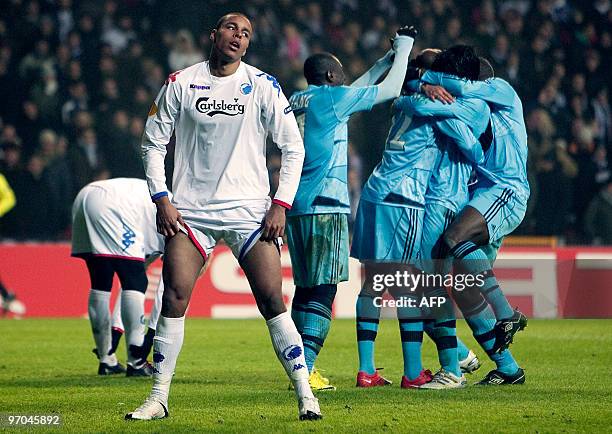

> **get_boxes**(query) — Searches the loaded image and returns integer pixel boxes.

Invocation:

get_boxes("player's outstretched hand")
[421,83,455,104]
[261,203,286,241]
[392,26,417,52]
[154,196,185,237]
[396,25,418,39]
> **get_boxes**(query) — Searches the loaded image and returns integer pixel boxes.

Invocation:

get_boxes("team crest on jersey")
[240,82,252,95]
[195,97,245,117]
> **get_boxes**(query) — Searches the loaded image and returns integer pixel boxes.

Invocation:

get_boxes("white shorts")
[178,202,278,262]
[71,184,148,261]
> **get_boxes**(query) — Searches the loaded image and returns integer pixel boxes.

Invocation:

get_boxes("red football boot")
[356,369,393,387]
[401,369,433,389]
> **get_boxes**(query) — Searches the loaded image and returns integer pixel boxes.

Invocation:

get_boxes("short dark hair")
[303,53,342,85]
[411,48,440,70]
[431,45,480,81]
[478,56,495,80]
[215,12,251,30]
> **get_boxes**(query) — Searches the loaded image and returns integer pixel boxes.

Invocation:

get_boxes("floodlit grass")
[2,318,611,433]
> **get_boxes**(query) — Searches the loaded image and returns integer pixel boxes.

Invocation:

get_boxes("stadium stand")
[0,0,610,244]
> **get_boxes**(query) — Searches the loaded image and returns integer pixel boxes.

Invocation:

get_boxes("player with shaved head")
[127,12,320,421]
[286,27,417,391]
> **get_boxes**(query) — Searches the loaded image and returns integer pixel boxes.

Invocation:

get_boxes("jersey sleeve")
[261,79,305,209]
[350,50,393,87]
[394,93,459,117]
[421,72,516,109]
[404,79,421,94]
[141,74,182,198]
[435,118,484,165]
[329,85,378,120]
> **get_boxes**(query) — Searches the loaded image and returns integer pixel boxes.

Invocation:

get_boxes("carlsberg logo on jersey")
[195,97,245,117]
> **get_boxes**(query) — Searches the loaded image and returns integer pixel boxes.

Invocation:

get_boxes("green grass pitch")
[2,318,611,433]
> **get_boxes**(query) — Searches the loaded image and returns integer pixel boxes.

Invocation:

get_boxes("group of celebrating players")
[71,11,529,422]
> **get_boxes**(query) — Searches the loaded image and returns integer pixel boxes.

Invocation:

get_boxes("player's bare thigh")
[443,205,489,248]
[239,239,285,320]
[161,232,205,318]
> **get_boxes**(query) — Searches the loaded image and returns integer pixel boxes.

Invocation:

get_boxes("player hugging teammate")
[90,11,532,424]
[350,44,529,389]
[286,26,528,391]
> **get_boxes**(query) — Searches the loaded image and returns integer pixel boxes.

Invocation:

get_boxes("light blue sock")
[397,294,424,380]
[424,286,460,376]
[300,285,336,373]
[425,320,470,366]
[356,294,380,374]
[465,302,520,375]
[457,336,470,361]
[290,286,307,335]
[450,241,515,320]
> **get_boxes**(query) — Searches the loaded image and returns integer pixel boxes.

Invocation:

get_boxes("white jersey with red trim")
[142,61,304,213]
[71,178,164,260]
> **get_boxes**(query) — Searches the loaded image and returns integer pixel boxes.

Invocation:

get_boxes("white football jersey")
[142,61,304,212]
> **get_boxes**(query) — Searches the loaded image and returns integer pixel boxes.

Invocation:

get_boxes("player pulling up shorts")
[127,13,321,421]
[71,178,164,376]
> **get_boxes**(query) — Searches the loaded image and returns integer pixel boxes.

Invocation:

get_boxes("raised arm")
[421,71,516,109]
[395,93,460,117]
[435,118,485,165]
[372,31,415,104]
[351,50,393,87]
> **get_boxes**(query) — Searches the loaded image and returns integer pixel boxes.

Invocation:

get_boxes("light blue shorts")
[467,186,526,245]
[286,213,349,287]
[419,202,456,273]
[350,199,423,264]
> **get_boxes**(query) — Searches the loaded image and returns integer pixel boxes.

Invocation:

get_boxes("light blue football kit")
[420,72,530,244]
[398,91,492,377]
[412,74,528,377]
[287,85,378,287]
[350,106,438,264]
[397,92,490,266]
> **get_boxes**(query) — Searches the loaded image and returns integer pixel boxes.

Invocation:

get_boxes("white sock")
[150,315,185,405]
[88,289,113,365]
[148,277,164,331]
[121,290,146,366]
[266,311,313,400]
[111,288,124,332]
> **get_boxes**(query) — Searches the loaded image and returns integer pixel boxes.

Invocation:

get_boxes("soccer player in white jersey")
[71,178,165,376]
[126,13,319,421]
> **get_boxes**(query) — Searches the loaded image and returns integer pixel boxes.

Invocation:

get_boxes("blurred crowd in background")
[0,0,610,244]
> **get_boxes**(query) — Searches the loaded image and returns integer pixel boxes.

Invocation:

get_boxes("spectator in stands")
[39,133,72,238]
[67,128,105,195]
[61,81,88,125]
[168,29,203,71]
[585,180,612,244]
[528,109,577,235]
[0,0,609,242]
